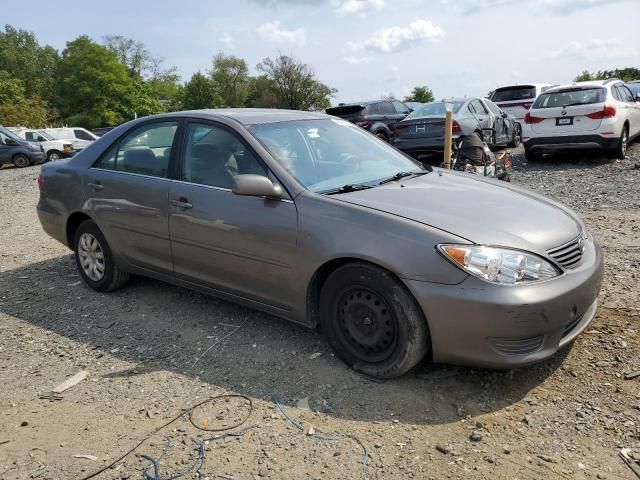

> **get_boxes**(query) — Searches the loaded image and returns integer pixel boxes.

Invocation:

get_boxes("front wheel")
[73,220,130,292]
[13,154,31,168]
[319,262,430,378]
[47,150,62,161]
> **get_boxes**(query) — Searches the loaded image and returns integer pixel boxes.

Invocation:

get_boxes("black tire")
[509,123,521,148]
[13,154,31,168]
[319,262,429,378]
[524,147,542,162]
[73,220,129,292]
[47,150,62,161]
[610,125,629,160]
[375,131,389,142]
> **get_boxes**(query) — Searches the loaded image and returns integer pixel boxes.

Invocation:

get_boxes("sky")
[3,0,639,104]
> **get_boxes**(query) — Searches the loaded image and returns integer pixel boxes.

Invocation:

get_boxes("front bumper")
[31,151,47,164]
[407,240,604,368]
[524,134,618,152]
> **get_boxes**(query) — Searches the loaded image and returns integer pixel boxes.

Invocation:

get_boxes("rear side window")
[484,100,502,116]
[533,88,606,109]
[379,102,395,115]
[94,122,178,178]
[491,86,536,102]
[392,101,410,115]
[469,100,488,114]
[74,129,94,141]
[616,85,634,103]
[365,103,380,115]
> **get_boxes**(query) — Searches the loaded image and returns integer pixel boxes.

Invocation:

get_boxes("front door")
[85,121,178,274]
[169,121,298,310]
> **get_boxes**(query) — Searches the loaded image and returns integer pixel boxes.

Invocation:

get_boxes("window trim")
[90,119,182,179]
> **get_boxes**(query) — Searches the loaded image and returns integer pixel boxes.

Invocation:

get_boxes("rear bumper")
[393,135,459,156]
[406,240,603,368]
[524,134,619,152]
[37,201,68,247]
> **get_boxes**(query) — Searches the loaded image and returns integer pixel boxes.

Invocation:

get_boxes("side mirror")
[37,136,46,142]
[232,174,282,199]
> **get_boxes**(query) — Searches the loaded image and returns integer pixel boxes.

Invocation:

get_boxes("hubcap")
[49,152,60,160]
[335,288,397,362]
[622,130,628,156]
[78,233,105,281]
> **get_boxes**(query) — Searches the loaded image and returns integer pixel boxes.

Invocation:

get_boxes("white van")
[9,128,75,161]
[44,127,98,151]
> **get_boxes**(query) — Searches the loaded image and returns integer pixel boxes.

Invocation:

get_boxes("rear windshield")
[325,105,365,119]
[407,101,464,118]
[533,87,606,109]
[490,86,536,102]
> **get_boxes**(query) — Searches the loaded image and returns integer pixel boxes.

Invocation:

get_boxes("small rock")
[577,462,586,470]
[503,446,511,455]
[624,371,640,380]
[20,421,28,427]
[374,442,382,449]
[296,397,310,411]
[537,454,553,463]
[435,444,450,455]
[309,352,322,360]
[469,430,483,442]
[522,415,533,426]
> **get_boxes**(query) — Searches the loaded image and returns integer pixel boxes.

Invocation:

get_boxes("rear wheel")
[73,220,129,292]
[509,123,521,148]
[375,131,389,142]
[524,147,542,162]
[611,125,628,160]
[319,262,429,378]
[12,154,31,168]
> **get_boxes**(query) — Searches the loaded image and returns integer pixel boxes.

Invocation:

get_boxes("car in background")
[404,102,424,111]
[626,80,640,99]
[326,99,411,141]
[44,127,98,151]
[489,84,552,121]
[92,127,114,137]
[392,98,521,161]
[37,109,603,378]
[522,79,640,161]
[10,128,75,161]
[0,126,47,168]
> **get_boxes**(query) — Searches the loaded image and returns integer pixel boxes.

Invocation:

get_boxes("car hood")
[333,170,582,252]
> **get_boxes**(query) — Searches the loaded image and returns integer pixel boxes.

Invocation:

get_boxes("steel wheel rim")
[78,233,105,281]
[49,152,60,160]
[621,130,628,156]
[15,156,29,167]
[334,287,397,363]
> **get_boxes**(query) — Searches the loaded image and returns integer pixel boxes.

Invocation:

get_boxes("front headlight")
[28,143,40,151]
[438,244,560,285]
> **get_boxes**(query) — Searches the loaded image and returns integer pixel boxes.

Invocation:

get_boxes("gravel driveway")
[1,145,639,480]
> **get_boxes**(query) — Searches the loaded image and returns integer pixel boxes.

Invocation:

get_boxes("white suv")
[44,127,97,151]
[489,84,552,122]
[522,80,640,161]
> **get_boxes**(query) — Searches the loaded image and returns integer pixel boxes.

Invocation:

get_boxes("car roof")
[165,108,329,125]
[494,83,551,90]
[544,80,620,93]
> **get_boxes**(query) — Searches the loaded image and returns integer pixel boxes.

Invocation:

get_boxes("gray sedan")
[392,97,521,160]
[37,109,603,378]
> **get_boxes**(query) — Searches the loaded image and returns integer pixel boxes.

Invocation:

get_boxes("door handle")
[171,198,193,209]
[87,182,103,191]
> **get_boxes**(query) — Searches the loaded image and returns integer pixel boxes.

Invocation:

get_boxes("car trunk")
[393,117,446,141]
[325,105,366,122]
[529,87,606,134]
[491,85,537,118]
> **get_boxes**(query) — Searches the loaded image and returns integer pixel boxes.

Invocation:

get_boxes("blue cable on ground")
[271,393,369,464]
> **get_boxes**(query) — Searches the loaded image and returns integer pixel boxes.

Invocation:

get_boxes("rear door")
[528,87,606,134]
[483,99,509,144]
[86,121,178,274]
[616,85,640,137]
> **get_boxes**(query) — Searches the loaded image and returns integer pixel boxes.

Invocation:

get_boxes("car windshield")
[490,86,536,102]
[533,87,606,108]
[249,118,425,193]
[0,127,22,142]
[407,101,464,118]
[37,131,54,140]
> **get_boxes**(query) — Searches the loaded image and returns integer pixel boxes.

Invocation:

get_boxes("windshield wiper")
[378,170,429,185]
[323,184,374,195]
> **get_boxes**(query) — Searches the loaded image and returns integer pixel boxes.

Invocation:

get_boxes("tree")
[574,70,594,82]
[211,53,249,107]
[574,67,640,82]
[102,35,151,77]
[257,54,336,111]
[181,72,222,110]
[404,86,435,103]
[57,36,135,127]
[0,25,59,101]
[0,96,51,127]
[0,71,24,104]
[245,75,280,108]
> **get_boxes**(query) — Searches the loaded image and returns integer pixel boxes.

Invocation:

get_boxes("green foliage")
[0,71,25,104]
[574,67,640,82]
[211,53,249,107]
[57,36,134,127]
[0,25,59,100]
[404,86,435,103]
[0,96,50,128]
[257,54,336,111]
[182,72,223,110]
[245,75,280,108]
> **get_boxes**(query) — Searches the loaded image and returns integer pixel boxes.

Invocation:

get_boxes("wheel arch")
[66,211,94,248]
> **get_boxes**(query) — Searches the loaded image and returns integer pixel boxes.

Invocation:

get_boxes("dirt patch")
[1,145,639,479]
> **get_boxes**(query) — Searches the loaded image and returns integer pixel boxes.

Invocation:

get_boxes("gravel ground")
[0,144,639,480]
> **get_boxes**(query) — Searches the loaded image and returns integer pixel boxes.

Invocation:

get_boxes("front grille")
[562,314,584,338]
[547,236,584,269]
[488,335,544,356]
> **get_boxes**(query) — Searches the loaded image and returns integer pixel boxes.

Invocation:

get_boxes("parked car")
[10,128,75,161]
[326,99,411,141]
[522,79,640,161]
[626,80,640,99]
[92,127,114,137]
[0,126,47,168]
[37,109,603,378]
[489,84,552,121]
[44,127,97,151]
[392,98,520,160]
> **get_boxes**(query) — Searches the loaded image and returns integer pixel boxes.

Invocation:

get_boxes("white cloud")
[546,38,638,60]
[220,32,234,49]
[343,56,373,64]
[257,21,306,45]
[539,0,626,14]
[349,19,444,53]
[385,65,400,81]
[336,0,385,16]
